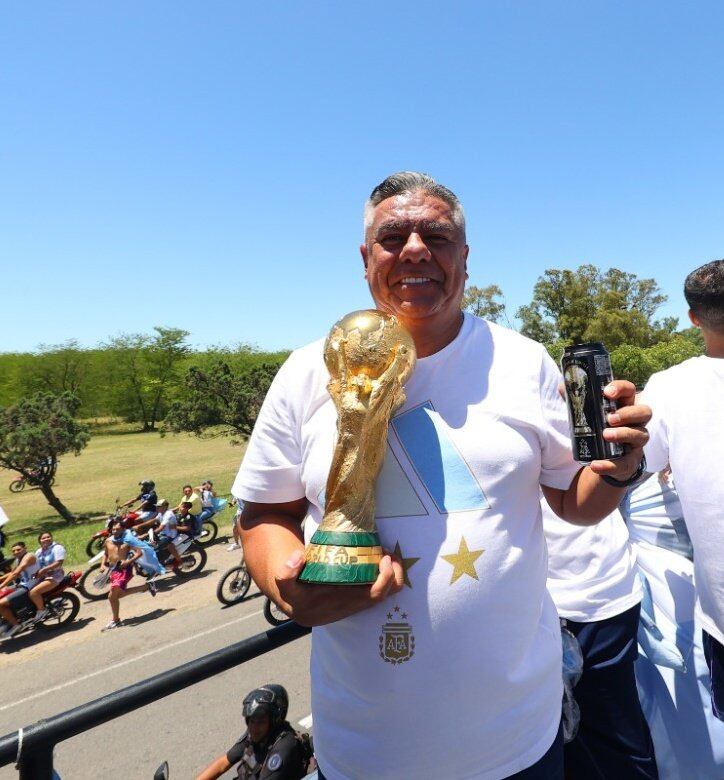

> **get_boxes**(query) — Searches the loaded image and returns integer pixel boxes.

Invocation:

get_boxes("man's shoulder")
[646,357,703,391]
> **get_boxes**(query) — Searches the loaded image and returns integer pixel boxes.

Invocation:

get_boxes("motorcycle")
[85,505,218,558]
[0,572,82,640]
[9,472,55,493]
[215,555,290,626]
[77,531,207,601]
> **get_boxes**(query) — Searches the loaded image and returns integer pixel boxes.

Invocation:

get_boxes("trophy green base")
[298,530,382,584]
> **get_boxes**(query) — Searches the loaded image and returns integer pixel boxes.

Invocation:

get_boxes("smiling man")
[234,172,652,780]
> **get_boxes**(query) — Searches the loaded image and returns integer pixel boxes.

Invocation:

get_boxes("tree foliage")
[0,392,90,521]
[610,335,704,389]
[164,361,281,440]
[461,284,509,324]
[517,265,677,350]
[105,327,190,431]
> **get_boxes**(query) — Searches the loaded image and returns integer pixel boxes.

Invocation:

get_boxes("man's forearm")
[241,515,305,609]
[553,466,635,524]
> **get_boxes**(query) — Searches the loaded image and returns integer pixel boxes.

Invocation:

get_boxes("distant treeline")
[0,328,288,430]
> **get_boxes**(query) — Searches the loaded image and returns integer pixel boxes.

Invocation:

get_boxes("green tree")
[165,361,280,440]
[106,327,190,431]
[610,334,704,388]
[517,265,677,349]
[0,392,90,521]
[461,284,510,324]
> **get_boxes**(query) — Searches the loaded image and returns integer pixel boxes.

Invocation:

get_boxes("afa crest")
[379,606,415,664]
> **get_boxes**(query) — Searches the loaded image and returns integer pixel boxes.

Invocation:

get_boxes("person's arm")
[195,754,233,780]
[134,515,159,533]
[37,548,65,579]
[120,495,138,509]
[100,545,110,573]
[542,379,651,525]
[241,499,404,627]
[122,546,143,568]
[0,555,34,589]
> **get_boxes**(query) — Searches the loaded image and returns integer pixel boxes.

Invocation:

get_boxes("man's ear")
[360,243,369,278]
[688,310,701,328]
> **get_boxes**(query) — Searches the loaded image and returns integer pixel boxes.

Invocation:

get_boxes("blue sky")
[2,1,722,353]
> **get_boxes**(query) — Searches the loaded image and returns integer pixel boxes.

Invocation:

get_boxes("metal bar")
[0,621,310,770]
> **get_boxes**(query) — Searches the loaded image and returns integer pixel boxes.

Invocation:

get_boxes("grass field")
[0,431,247,568]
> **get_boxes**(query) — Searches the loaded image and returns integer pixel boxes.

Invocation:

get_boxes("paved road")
[0,544,312,779]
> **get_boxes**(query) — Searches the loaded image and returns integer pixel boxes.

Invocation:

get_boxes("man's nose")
[400,232,431,263]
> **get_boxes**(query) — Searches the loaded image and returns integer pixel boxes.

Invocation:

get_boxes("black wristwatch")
[600,455,647,488]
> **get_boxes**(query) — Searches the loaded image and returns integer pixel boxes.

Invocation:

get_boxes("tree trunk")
[38,481,76,522]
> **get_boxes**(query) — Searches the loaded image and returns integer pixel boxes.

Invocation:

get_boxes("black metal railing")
[0,621,311,779]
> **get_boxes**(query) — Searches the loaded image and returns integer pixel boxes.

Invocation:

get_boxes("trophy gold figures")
[298,310,416,584]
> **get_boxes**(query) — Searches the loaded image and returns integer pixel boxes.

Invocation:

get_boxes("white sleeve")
[640,372,670,473]
[54,544,66,562]
[538,350,582,490]
[232,354,306,504]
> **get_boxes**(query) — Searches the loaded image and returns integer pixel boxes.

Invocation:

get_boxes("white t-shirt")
[623,473,724,779]
[544,498,641,622]
[157,510,178,540]
[35,542,66,583]
[233,314,581,780]
[642,356,724,645]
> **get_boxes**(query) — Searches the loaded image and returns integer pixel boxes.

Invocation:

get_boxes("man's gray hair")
[363,171,466,235]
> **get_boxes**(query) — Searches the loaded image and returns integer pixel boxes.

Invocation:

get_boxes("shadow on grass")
[121,608,176,627]
[11,513,109,536]
[0,616,96,654]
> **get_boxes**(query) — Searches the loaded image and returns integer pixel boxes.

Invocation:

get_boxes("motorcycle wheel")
[196,519,218,547]
[85,536,106,558]
[36,591,81,630]
[174,545,207,577]
[77,563,111,601]
[263,598,291,627]
[216,565,251,606]
[9,479,24,493]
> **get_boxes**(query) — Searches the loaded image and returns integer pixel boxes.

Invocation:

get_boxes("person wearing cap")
[120,479,158,520]
[195,684,311,780]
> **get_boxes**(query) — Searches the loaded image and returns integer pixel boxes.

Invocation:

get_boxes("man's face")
[12,545,24,559]
[183,487,191,496]
[112,524,124,539]
[360,190,469,329]
[247,712,271,743]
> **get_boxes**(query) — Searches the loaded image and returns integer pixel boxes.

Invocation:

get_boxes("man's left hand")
[589,379,651,481]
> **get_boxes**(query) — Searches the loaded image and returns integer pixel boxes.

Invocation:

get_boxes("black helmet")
[242,684,289,727]
[139,480,155,489]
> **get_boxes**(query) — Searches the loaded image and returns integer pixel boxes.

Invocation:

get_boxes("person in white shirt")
[30,531,66,622]
[233,172,652,780]
[622,470,724,779]
[640,259,724,722]
[543,498,657,777]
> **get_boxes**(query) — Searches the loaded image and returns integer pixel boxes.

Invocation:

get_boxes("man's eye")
[426,234,449,243]
[380,234,404,244]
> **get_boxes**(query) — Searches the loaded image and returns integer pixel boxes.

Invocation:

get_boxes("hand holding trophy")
[299,310,416,584]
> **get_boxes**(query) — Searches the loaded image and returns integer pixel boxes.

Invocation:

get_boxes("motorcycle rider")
[136,499,183,570]
[99,520,155,631]
[0,541,42,638]
[174,484,201,516]
[196,684,311,780]
[196,480,217,534]
[29,531,66,622]
[120,479,158,521]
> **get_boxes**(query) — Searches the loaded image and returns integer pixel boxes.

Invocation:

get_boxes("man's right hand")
[274,548,404,627]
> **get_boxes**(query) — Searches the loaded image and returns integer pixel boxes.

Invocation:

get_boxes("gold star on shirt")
[441,537,484,585]
[392,541,421,589]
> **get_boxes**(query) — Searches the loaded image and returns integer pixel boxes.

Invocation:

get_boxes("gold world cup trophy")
[298,310,416,584]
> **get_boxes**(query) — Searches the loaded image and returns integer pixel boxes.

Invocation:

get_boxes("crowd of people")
[231,172,723,779]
